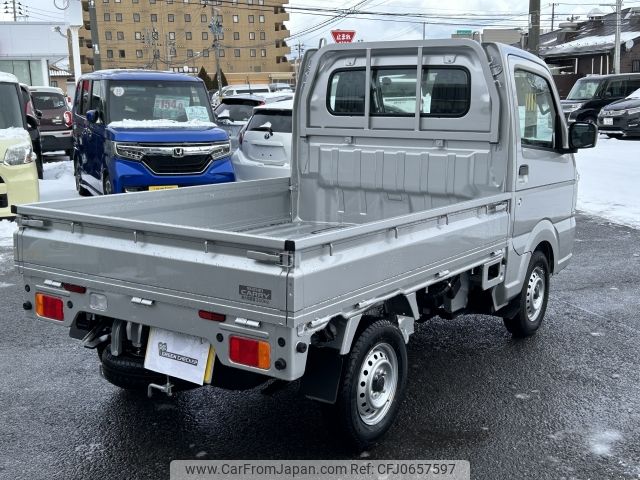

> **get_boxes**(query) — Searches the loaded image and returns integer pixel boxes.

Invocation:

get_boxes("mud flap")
[300,346,344,404]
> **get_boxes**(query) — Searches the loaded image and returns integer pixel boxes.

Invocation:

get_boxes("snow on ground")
[575,136,640,229]
[0,220,16,247]
[40,160,78,202]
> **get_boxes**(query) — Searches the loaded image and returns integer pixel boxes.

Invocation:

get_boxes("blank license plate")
[144,328,214,385]
[603,118,613,125]
[149,185,178,191]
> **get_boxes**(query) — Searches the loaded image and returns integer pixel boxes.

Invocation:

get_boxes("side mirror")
[34,109,43,120]
[26,114,39,130]
[569,122,598,150]
[86,109,99,124]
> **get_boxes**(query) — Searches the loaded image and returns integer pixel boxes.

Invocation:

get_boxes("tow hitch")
[147,377,175,398]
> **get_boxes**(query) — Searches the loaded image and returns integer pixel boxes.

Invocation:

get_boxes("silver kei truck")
[13,40,597,449]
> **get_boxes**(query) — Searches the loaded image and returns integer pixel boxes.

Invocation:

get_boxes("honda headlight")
[626,106,640,115]
[563,103,583,112]
[210,141,231,161]
[3,142,35,166]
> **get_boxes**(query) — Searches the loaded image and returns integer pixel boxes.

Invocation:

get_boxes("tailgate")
[15,218,290,323]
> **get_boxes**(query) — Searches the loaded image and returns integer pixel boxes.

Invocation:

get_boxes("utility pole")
[209,6,223,91]
[12,0,16,21]
[88,0,101,70]
[551,2,558,31]
[614,0,622,73]
[528,0,541,56]
[422,22,425,40]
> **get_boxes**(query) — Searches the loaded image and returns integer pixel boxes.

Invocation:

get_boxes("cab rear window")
[247,110,292,133]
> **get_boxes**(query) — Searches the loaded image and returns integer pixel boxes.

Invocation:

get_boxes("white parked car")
[232,100,292,180]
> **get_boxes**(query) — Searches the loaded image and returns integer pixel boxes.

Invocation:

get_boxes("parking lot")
[1,140,639,479]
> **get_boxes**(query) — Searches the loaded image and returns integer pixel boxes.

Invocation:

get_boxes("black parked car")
[561,73,640,124]
[597,87,640,138]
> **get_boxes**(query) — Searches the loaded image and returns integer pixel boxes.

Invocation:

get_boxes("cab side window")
[514,70,557,149]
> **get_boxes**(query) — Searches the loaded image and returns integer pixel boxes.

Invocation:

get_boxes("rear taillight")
[229,336,270,369]
[198,310,225,322]
[62,283,86,294]
[35,293,64,321]
[63,110,73,128]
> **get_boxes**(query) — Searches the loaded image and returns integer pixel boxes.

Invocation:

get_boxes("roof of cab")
[79,69,203,82]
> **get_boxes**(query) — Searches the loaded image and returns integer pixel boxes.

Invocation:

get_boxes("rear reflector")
[229,336,270,369]
[35,293,64,321]
[198,310,225,322]
[63,283,86,294]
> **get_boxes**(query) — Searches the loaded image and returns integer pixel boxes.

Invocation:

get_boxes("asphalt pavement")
[0,214,639,480]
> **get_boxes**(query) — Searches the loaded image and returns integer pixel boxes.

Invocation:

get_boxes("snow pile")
[0,220,17,248]
[0,127,29,142]
[41,160,78,202]
[108,119,217,129]
[575,137,640,229]
[588,430,622,456]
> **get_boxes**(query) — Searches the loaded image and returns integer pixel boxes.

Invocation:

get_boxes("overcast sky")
[2,0,607,56]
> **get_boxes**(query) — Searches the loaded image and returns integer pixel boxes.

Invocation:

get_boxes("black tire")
[102,171,113,195]
[325,319,408,450]
[100,345,198,393]
[503,250,550,338]
[74,159,91,197]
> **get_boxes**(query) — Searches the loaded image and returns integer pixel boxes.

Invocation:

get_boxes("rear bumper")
[597,115,640,135]
[18,269,308,382]
[233,160,290,181]
[110,156,236,193]
[0,163,39,218]
[40,129,73,152]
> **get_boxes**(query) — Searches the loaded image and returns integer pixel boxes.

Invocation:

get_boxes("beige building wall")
[73,0,292,84]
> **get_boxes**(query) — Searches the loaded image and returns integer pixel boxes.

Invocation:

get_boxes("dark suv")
[561,74,640,123]
[29,86,73,157]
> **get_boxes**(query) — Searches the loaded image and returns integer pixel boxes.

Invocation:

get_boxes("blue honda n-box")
[72,70,234,195]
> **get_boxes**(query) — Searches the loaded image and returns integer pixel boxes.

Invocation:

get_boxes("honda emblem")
[173,147,184,157]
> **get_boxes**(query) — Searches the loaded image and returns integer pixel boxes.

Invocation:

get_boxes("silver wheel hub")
[357,342,398,426]
[526,266,545,322]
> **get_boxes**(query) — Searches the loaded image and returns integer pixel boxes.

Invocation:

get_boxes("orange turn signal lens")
[35,293,64,321]
[229,336,270,370]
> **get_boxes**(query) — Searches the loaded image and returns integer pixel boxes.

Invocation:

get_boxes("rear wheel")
[325,319,408,450]
[503,251,550,338]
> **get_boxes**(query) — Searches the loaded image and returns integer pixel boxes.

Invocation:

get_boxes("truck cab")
[72,70,235,196]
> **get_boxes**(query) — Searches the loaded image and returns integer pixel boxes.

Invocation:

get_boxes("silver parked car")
[232,100,292,180]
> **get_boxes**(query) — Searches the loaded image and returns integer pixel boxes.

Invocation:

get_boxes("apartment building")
[73,0,292,84]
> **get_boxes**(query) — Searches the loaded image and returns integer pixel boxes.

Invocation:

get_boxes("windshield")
[247,110,292,133]
[107,80,213,123]
[214,100,261,123]
[627,87,640,99]
[32,92,66,110]
[566,78,603,100]
[0,83,24,129]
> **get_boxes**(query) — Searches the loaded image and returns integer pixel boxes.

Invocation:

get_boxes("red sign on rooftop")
[331,30,356,43]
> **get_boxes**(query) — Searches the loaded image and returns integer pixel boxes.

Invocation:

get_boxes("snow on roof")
[0,72,19,83]
[256,99,294,111]
[108,119,217,128]
[543,31,640,56]
[0,127,29,141]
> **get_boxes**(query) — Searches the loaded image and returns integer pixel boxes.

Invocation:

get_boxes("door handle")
[518,164,529,183]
